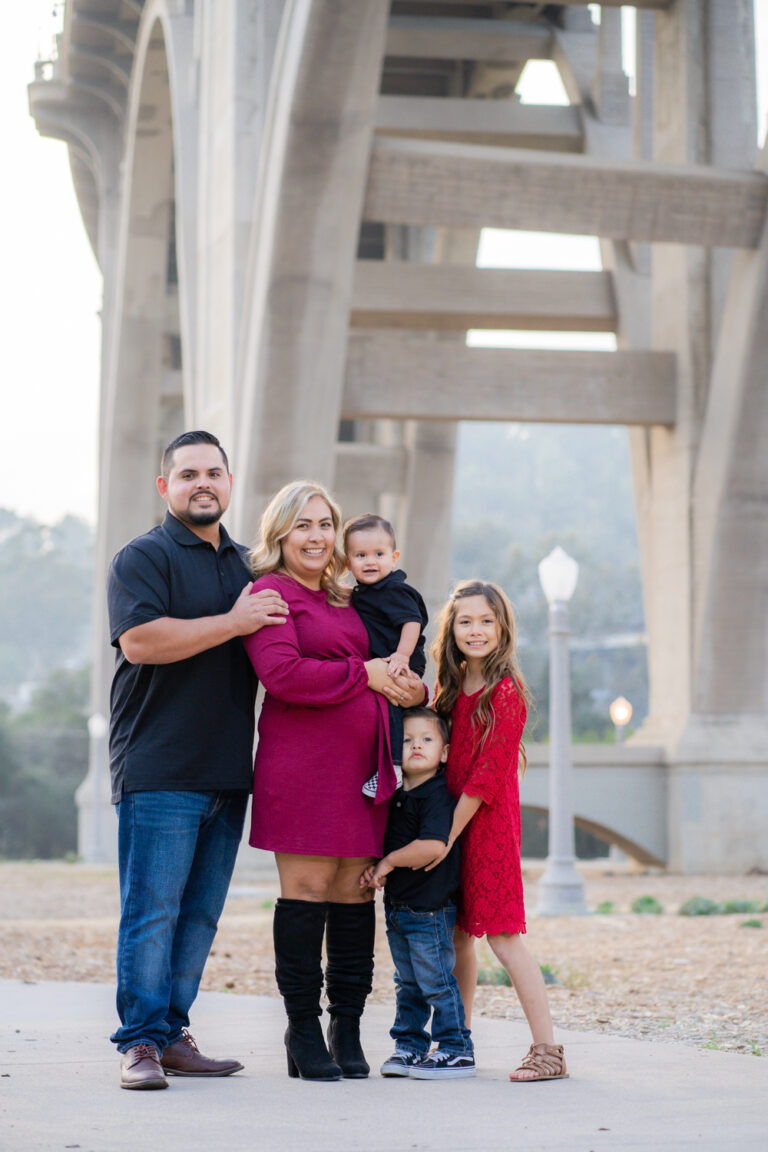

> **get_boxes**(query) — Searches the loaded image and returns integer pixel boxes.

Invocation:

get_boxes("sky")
[1,3,766,527]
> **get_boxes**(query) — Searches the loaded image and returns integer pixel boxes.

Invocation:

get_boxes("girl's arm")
[361,839,447,889]
[421,794,483,872]
[422,681,526,870]
[462,680,527,805]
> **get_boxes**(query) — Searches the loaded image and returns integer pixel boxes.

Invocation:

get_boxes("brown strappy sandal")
[509,1042,568,1082]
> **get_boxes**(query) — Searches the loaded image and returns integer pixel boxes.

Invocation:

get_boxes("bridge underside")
[30,0,768,873]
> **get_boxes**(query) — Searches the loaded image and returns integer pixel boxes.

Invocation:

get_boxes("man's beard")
[179,497,222,527]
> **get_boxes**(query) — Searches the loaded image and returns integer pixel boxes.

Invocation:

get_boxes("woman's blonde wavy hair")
[248,480,350,607]
[432,580,532,773]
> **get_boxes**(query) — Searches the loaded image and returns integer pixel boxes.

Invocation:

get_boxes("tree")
[0,667,89,858]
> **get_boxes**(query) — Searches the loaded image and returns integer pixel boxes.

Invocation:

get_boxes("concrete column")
[77,9,182,860]
[234,1,390,537]
[194,0,283,445]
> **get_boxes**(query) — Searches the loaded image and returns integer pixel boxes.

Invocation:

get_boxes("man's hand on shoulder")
[229,583,289,636]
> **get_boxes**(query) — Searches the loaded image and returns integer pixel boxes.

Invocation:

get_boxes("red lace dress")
[445,678,527,938]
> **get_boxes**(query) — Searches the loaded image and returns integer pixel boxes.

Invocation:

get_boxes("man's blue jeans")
[111,789,247,1054]
[384,901,473,1056]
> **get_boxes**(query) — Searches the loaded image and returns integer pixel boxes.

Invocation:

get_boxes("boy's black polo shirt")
[107,511,257,803]
[351,569,428,674]
[383,770,460,911]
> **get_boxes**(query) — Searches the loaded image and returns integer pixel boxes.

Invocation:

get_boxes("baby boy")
[343,513,428,799]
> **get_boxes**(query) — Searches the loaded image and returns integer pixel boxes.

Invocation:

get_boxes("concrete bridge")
[30,1,768,873]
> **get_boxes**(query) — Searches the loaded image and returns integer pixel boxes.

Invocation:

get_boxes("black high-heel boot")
[274,898,342,1082]
[325,900,375,1078]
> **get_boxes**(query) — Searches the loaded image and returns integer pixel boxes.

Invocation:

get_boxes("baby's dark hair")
[402,706,450,746]
[342,513,396,552]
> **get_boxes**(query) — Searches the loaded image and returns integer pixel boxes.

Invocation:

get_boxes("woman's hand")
[365,659,426,707]
[365,658,404,705]
[388,665,427,708]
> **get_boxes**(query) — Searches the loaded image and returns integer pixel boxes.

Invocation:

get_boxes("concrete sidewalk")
[1,980,765,1152]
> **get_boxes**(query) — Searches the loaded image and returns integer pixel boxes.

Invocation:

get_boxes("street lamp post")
[86,712,108,864]
[609,695,633,743]
[537,547,588,916]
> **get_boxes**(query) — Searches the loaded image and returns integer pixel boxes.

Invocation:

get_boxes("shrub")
[477,965,512,987]
[539,963,559,986]
[718,899,760,915]
[678,896,720,917]
[739,919,762,929]
[595,901,615,914]
[631,895,664,915]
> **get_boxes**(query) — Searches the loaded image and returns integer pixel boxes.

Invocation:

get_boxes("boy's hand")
[363,858,394,890]
[387,652,410,679]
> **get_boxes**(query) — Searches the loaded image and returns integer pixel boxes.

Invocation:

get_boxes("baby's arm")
[387,620,422,678]
[359,838,446,891]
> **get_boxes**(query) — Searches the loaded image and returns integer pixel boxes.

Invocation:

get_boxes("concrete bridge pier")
[29,1,768,873]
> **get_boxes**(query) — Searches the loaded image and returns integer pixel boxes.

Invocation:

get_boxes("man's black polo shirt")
[383,770,460,911]
[107,511,257,803]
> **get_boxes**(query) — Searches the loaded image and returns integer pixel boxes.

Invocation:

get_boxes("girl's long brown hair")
[432,580,532,772]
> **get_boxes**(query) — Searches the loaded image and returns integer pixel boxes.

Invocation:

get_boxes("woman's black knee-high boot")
[325,901,376,1078]
[273,898,342,1081]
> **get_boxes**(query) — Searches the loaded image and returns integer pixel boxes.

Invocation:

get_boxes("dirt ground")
[1,860,766,1057]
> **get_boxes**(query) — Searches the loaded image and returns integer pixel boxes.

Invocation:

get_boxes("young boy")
[343,514,428,799]
[360,707,475,1079]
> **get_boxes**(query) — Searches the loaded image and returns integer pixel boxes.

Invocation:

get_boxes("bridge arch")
[30,1,768,872]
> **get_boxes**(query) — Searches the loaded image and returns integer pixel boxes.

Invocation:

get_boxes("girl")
[431,579,568,1082]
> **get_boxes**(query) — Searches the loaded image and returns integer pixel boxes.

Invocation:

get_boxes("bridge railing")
[522,743,668,866]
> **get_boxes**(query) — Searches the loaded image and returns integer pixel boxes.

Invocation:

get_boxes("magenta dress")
[242,573,395,857]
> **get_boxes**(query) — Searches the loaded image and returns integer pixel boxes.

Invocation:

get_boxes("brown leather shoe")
[161,1029,243,1077]
[120,1044,168,1090]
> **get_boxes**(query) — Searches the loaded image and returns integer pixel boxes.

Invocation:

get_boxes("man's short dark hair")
[342,513,397,552]
[161,431,229,478]
[402,706,450,746]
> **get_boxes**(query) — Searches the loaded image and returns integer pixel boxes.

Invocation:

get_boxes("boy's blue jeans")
[384,901,473,1056]
[110,789,247,1054]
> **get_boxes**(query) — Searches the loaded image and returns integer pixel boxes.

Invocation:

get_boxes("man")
[107,430,288,1090]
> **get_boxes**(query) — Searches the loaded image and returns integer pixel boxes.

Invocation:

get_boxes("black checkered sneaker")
[408,1050,476,1079]
[380,1050,423,1077]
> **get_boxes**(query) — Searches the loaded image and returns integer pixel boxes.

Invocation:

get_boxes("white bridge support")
[29,0,768,872]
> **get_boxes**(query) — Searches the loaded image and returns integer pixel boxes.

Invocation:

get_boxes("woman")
[243,480,425,1082]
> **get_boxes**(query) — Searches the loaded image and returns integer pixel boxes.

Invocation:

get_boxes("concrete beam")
[524,744,668,866]
[376,97,582,152]
[234,2,390,521]
[404,0,670,6]
[343,334,676,426]
[350,263,616,332]
[334,441,408,496]
[365,138,768,248]
[573,0,671,6]
[386,18,552,64]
